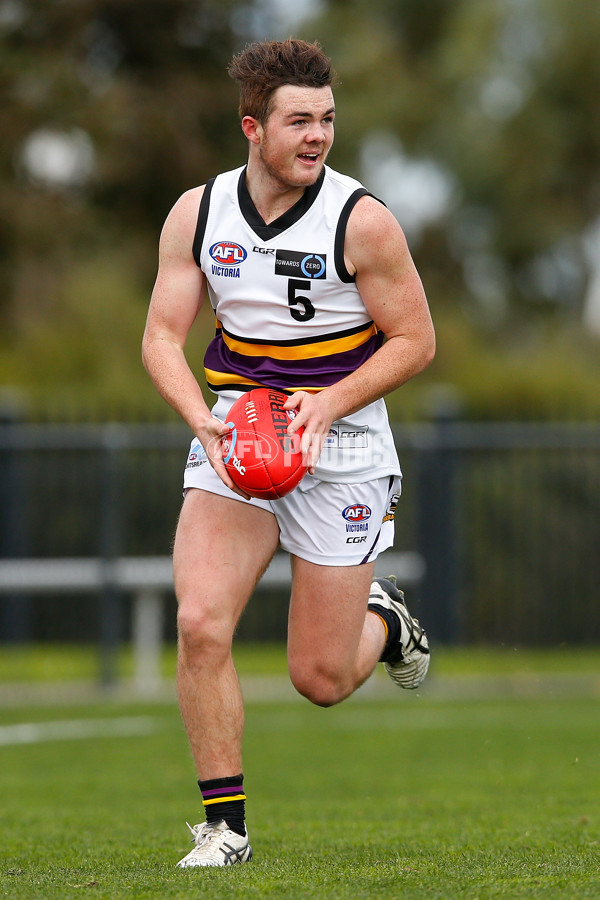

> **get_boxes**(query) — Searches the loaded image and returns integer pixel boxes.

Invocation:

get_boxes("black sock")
[368,603,401,662]
[198,774,246,837]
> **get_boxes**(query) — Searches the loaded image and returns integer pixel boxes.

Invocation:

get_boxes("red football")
[221,388,307,500]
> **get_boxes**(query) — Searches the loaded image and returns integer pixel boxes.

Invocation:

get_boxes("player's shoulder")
[166,166,243,221]
[169,184,205,220]
[324,166,394,229]
[353,190,397,224]
[345,190,409,274]
[160,166,244,249]
[158,184,206,247]
[323,165,366,195]
[156,187,202,260]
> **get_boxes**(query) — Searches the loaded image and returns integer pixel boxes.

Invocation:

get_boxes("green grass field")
[1,645,600,899]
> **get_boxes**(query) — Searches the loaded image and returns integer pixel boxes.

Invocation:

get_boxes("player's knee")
[289,661,348,708]
[176,602,231,659]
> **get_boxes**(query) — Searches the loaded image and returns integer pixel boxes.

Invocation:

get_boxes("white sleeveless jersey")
[193,164,400,483]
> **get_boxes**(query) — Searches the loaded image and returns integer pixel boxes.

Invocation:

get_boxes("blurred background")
[2,0,600,679]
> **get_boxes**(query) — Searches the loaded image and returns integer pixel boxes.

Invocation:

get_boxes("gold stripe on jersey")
[203,368,323,394]
[203,369,262,389]
[285,386,324,393]
[204,366,262,387]
[219,321,378,361]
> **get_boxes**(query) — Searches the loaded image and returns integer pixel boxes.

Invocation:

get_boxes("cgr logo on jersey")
[210,241,247,278]
[275,250,326,279]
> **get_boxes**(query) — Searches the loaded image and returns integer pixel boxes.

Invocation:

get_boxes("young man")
[142,39,435,868]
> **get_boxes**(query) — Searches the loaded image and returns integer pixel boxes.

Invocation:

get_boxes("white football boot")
[369,575,430,689]
[176,820,252,868]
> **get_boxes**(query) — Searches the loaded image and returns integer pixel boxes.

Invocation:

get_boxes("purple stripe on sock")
[202,785,244,797]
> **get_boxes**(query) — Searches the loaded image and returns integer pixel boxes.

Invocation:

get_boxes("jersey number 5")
[288,279,315,322]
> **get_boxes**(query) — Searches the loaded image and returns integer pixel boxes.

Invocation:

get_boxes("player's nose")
[306,121,326,143]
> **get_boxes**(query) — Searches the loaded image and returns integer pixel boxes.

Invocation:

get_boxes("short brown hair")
[228,39,335,124]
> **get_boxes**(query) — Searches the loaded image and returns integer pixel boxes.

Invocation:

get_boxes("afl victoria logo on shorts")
[343,504,371,542]
[342,504,371,522]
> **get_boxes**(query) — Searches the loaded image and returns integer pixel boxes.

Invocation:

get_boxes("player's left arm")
[285,195,435,470]
[342,194,436,406]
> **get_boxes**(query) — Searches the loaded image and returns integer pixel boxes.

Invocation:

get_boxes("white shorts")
[183,447,402,567]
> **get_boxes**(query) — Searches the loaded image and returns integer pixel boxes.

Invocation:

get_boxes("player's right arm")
[142,188,241,493]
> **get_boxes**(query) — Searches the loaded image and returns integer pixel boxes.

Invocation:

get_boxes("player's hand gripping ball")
[222,388,307,499]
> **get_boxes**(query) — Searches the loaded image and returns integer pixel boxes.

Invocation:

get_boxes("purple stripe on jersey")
[204,331,383,392]
[202,785,244,797]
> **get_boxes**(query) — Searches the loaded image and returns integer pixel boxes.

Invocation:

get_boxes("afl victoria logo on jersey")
[210,241,247,278]
[210,241,247,265]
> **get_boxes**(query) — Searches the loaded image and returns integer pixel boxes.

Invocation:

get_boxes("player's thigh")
[287,557,375,674]
[174,487,280,631]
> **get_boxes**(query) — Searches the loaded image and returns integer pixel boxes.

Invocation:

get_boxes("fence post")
[132,589,164,695]
[416,388,462,644]
[0,391,30,643]
[98,426,126,685]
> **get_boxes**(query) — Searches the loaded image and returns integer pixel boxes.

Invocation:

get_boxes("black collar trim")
[237,166,326,240]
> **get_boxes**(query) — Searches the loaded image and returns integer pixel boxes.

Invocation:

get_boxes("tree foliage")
[314,0,600,330]
[2,0,600,418]
[1,0,249,316]
[1,0,252,412]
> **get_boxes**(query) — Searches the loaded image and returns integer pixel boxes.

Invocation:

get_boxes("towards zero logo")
[274,249,327,279]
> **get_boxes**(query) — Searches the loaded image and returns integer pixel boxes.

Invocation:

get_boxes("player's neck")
[244,161,306,225]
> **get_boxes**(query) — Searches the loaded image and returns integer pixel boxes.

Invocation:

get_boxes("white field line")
[0,716,157,746]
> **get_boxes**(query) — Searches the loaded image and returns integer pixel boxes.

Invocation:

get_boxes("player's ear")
[242,116,262,144]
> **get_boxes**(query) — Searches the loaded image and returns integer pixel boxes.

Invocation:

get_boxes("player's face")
[257,84,335,189]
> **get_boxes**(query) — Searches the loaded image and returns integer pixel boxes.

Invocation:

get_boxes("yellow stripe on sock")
[202,794,246,806]
[370,610,389,640]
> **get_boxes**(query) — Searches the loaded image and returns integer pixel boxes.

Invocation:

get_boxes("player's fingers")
[229,483,252,500]
[282,391,304,409]
[211,454,252,500]
[311,433,325,471]
[204,430,228,464]
[301,431,323,473]
[207,421,253,499]
[284,392,311,433]
[300,427,311,459]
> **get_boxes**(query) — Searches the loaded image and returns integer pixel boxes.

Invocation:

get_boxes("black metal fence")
[1,417,600,646]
